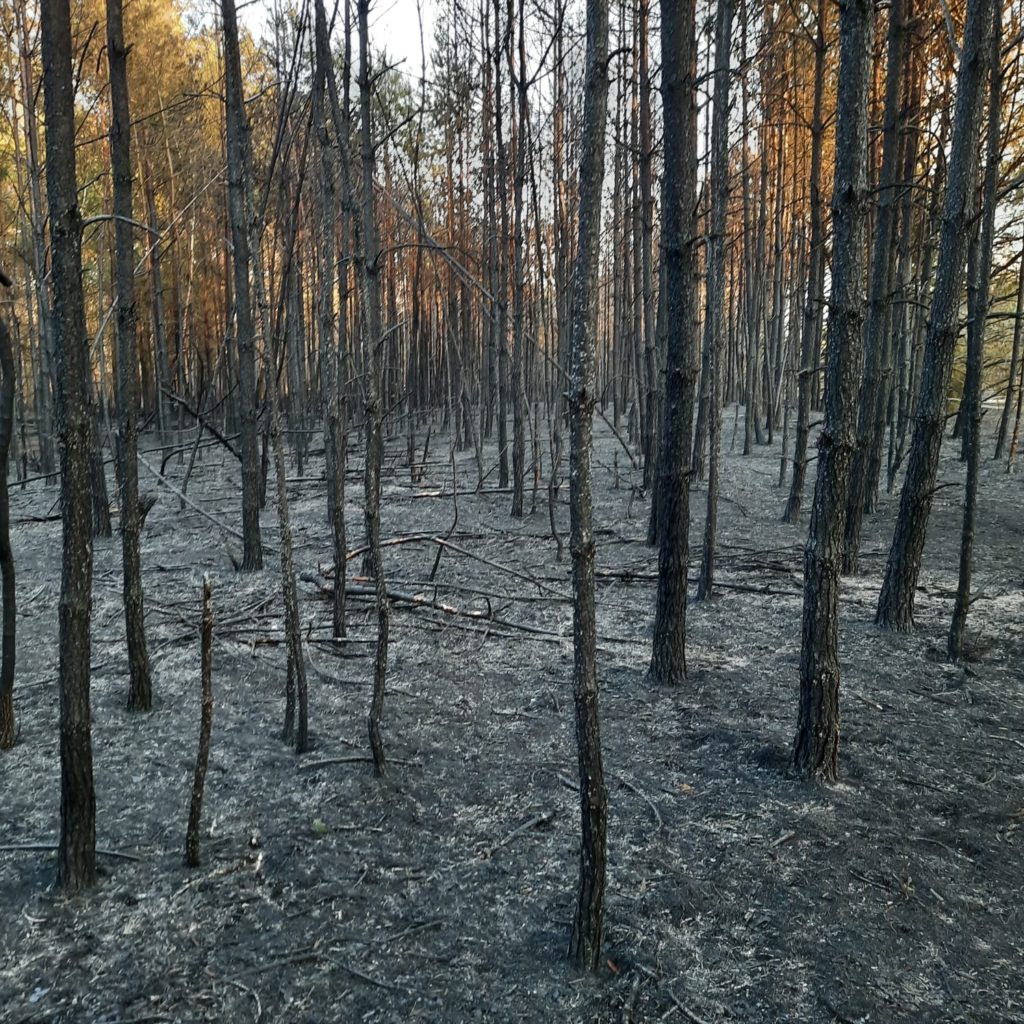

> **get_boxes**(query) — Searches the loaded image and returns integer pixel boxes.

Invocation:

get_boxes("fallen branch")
[479,810,556,859]
[615,774,663,829]
[162,388,240,459]
[0,843,141,862]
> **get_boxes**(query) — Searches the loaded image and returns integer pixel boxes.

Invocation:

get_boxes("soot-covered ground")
[2,408,1023,1023]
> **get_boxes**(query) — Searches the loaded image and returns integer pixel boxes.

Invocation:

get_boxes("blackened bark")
[312,0,346,643]
[358,0,390,776]
[793,0,875,782]
[566,0,609,973]
[695,0,734,602]
[493,0,510,491]
[221,0,263,571]
[949,3,1001,661]
[994,242,1024,460]
[0,298,15,750]
[638,0,656,493]
[876,0,995,631]
[782,0,826,524]
[510,0,528,518]
[42,0,97,890]
[185,577,213,867]
[107,0,152,712]
[89,418,112,538]
[649,0,699,686]
[843,0,908,572]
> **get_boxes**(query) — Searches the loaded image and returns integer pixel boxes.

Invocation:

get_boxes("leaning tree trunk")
[842,0,908,573]
[107,0,152,712]
[876,0,996,632]
[949,3,1002,662]
[782,0,826,524]
[695,0,734,602]
[793,0,875,783]
[41,0,97,891]
[221,0,263,571]
[566,0,609,973]
[649,0,699,686]
[0,281,16,750]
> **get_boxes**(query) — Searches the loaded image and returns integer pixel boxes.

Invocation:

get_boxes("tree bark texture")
[221,0,263,571]
[843,0,909,572]
[566,0,609,973]
[876,0,995,631]
[695,0,734,603]
[185,577,214,867]
[107,0,152,712]
[42,0,98,891]
[649,0,699,686]
[949,3,1001,661]
[793,0,875,783]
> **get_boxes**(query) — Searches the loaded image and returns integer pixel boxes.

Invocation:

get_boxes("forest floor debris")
[1,410,1022,1022]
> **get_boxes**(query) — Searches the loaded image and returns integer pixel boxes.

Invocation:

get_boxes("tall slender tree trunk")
[782,0,826,523]
[695,0,734,602]
[793,0,875,782]
[509,0,528,517]
[649,0,699,685]
[221,0,263,571]
[994,241,1024,460]
[358,0,390,776]
[566,0,609,973]
[107,0,152,712]
[42,0,97,890]
[876,0,996,631]
[313,0,346,642]
[0,289,16,750]
[638,0,656,492]
[494,0,510,490]
[949,3,1001,661]
[843,0,909,572]
[142,165,171,438]
[16,0,56,478]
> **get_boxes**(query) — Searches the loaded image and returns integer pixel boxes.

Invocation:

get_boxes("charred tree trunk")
[793,0,874,783]
[782,0,826,523]
[649,0,698,685]
[358,0,390,776]
[695,0,734,602]
[42,0,97,890]
[493,0,510,490]
[107,0,152,712]
[313,0,346,642]
[638,0,656,492]
[949,3,1001,661]
[876,0,995,632]
[0,288,15,750]
[994,242,1024,461]
[510,0,528,517]
[185,577,213,868]
[221,0,263,571]
[843,0,908,572]
[566,0,609,973]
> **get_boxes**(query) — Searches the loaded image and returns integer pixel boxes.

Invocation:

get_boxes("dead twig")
[224,978,262,1024]
[615,774,663,829]
[326,954,403,991]
[479,810,556,859]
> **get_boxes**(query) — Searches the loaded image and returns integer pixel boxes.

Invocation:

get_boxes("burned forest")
[2,0,1024,1020]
